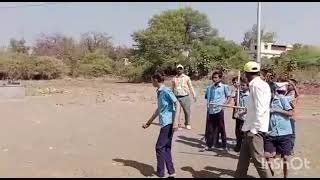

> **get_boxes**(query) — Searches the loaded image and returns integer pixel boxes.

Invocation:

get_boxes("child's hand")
[270,108,278,113]
[173,123,179,132]
[142,123,150,129]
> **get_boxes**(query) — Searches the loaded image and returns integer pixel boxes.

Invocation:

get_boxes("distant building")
[249,42,293,59]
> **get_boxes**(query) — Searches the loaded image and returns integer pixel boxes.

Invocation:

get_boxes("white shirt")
[242,76,271,134]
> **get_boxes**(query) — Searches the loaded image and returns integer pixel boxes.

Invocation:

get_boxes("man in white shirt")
[235,61,272,178]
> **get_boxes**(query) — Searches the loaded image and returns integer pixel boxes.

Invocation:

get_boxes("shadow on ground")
[176,135,239,160]
[112,158,156,177]
[181,166,255,178]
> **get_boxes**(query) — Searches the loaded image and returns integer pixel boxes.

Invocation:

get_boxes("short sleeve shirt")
[269,94,293,137]
[157,85,178,128]
[205,82,231,114]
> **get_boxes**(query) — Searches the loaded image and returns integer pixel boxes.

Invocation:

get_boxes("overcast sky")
[0,2,319,47]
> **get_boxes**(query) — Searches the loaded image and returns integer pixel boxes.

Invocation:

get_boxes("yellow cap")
[244,61,260,72]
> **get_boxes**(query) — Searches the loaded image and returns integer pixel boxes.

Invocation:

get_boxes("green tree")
[132,8,250,81]
[241,24,277,50]
[9,38,29,54]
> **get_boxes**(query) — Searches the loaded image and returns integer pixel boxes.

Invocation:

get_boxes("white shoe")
[186,125,192,130]
[168,173,176,178]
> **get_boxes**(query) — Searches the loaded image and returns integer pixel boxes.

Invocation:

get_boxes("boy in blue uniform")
[233,78,250,152]
[264,84,294,178]
[286,78,299,152]
[143,72,181,178]
[204,71,231,150]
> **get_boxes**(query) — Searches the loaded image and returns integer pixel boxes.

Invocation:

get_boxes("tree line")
[1,7,318,82]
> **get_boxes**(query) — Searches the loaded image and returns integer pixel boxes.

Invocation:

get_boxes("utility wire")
[0,2,72,9]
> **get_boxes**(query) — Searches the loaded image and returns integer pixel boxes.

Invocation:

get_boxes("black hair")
[245,72,260,76]
[240,77,249,85]
[152,71,165,83]
[212,71,223,79]
[232,77,237,82]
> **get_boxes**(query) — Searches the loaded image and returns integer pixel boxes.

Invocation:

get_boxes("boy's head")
[260,68,268,81]
[232,77,237,87]
[240,77,249,92]
[151,72,165,88]
[212,71,223,84]
[275,82,288,95]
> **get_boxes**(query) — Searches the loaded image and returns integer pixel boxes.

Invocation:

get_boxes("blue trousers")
[156,124,175,177]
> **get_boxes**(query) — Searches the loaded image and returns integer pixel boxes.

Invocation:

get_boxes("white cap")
[176,64,184,69]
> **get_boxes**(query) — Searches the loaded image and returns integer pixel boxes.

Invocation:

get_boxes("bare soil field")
[0,78,319,178]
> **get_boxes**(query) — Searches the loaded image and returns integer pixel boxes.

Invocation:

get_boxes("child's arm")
[142,109,159,129]
[292,83,299,98]
[173,101,181,130]
[224,85,232,105]
[271,108,293,117]
[271,96,294,117]
[171,79,176,91]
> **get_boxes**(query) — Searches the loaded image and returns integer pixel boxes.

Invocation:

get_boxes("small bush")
[0,53,65,80]
[120,65,144,82]
[75,52,113,78]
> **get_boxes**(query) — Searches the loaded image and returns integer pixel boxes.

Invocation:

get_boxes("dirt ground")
[0,78,319,178]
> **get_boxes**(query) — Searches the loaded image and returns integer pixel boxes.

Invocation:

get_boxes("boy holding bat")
[233,77,250,152]
[204,71,231,150]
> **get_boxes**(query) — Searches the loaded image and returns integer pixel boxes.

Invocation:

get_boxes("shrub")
[0,53,65,80]
[76,52,113,78]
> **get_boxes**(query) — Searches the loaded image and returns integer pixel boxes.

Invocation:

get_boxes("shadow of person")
[181,166,217,178]
[112,158,156,177]
[211,149,239,160]
[181,166,256,178]
[176,136,239,160]
[175,136,205,149]
[204,166,255,178]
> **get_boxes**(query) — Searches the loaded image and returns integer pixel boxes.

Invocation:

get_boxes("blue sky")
[0,2,319,47]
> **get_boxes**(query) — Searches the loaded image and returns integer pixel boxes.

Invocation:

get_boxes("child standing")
[286,78,299,151]
[142,72,181,178]
[204,71,231,150]
[265,84,294,178]
[233,78,250,152]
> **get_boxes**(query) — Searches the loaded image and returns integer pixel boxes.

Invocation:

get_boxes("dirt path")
[0,79,318,177]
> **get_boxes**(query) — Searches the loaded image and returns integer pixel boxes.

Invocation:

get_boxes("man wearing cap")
[235,61,272,178]
[172,64,196,130]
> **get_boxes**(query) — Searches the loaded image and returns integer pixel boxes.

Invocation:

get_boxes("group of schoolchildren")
[142,66,299,178]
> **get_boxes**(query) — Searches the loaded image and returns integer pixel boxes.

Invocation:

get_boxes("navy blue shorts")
[264,134,293,156]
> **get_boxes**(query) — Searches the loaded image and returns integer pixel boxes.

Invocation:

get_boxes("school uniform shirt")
[242,76,271,134]
[268,94,293,137]
[285,93,298,119]
[205,82,231,115]
[172,74,193,97]
[157,85,178,128]
[236,90,250,121]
